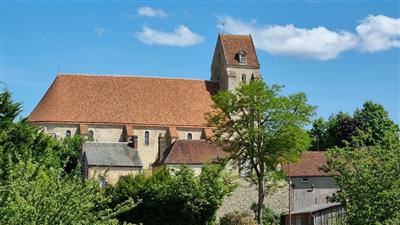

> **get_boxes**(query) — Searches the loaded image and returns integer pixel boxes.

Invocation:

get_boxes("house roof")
[153,140,227,166]
[281,151,329,177]
[83,142,143,167]
[286,203,341,215]
[220,34,260,68]
[29,74,220,127]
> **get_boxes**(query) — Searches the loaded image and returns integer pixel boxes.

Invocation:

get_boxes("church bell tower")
[210,34,262,91]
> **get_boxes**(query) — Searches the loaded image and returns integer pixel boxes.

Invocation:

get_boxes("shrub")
[106,164,237,225]
[219,211,257,225]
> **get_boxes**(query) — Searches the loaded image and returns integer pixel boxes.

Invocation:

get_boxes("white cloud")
[356,15,400,52]
[137,6,167,18]
[94,27,105,36]
[135,25,204,47]
[217,16,358,60]
[217,15,400,60]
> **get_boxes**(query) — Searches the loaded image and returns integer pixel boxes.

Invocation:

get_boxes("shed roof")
[288,203,341,215]
[153,140,227,166]
[83,142,143,167]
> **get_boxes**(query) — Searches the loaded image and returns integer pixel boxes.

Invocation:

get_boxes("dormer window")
[187,133,192,140]
[238,50,247,64]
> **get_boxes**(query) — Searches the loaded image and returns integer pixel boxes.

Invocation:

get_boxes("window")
[301,177,309,183]
[66,130,71,138]
[238,50,247,64]
[241,74,246,83]
[144,131,149,146]
[187,133,192,140]
[88,130,94,141]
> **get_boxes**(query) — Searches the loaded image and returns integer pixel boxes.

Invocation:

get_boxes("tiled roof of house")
[220,34,260,68]
[83,142,143,167]
[153,140,227,166]
[281,151,329,177]
[29,74,220,127]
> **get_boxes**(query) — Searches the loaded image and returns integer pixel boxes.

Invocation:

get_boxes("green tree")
[0,159,135,225]
[309,101,399,150]
[0,90,134,224]
[206,80,315,224]
[106,164,236,225]
[324,137,400,225]
[353,101,399,146]
[309,117,327,151]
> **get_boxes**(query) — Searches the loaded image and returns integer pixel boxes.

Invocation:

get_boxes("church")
[29,34,342,219]
[29,34,263,183]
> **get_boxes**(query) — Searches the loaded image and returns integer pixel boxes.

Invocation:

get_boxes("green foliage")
[0,90,134,224]
[207,80,315,224]
[324,138,400,225]
[309,101,399,150]
[106,164,237,225]
[250,204,280,225]
[0,159,136,225]
[0,90,22,129]
[219,211,257,225]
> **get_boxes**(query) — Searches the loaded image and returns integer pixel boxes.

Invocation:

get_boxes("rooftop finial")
[221,22,225,34]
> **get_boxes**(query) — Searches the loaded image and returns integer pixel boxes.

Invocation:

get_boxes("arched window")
[88,130,94,141]
[144,131,149,146]
[187,133,192,140]
[242,74,246,83]
[66,130,71,138]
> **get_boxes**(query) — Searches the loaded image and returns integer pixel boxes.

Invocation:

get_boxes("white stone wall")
[87,166,141,185]
[39,123,79,139]
[166,164,203,176]
[177,127,203,140]
[134,127,167,169]
[87,125,123,142]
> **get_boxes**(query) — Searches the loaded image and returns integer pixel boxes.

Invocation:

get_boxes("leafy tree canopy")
[206,80,315,224]
[106,164,237,225]
[309,101,399,150]
[324,136,400,225]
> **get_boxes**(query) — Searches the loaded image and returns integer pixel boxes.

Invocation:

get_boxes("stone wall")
[217,178,289,220]
[87,166,141,185]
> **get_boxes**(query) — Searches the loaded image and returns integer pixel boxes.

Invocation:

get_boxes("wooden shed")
[282,203,345,225]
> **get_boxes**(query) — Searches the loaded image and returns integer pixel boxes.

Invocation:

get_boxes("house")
[152,139,227,175]
[29,34,262,182]
[82,142,143,185]
[281,151,339,211]
[280,151,343,225]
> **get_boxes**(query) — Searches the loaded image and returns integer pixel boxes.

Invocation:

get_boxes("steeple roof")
[219,34,260,68]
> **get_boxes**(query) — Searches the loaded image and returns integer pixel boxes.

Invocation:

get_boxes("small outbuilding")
[152,140,227,175]
[82,142,143,185]
[282,203,345,225]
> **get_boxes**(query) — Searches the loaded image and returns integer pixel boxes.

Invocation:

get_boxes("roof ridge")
[57,73,220,83]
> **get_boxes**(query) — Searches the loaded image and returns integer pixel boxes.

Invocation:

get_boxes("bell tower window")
[241,74,247,83]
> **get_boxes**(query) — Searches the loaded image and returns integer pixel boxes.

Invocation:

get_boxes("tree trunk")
[257,175,265,225]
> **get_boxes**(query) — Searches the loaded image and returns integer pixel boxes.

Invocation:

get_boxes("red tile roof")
[29,74,220,127]
[281,151,329,177]
[220,34,260,68]
[153,140,227,165]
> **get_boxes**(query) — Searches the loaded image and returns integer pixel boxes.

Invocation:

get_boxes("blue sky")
[1,1,399,124]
